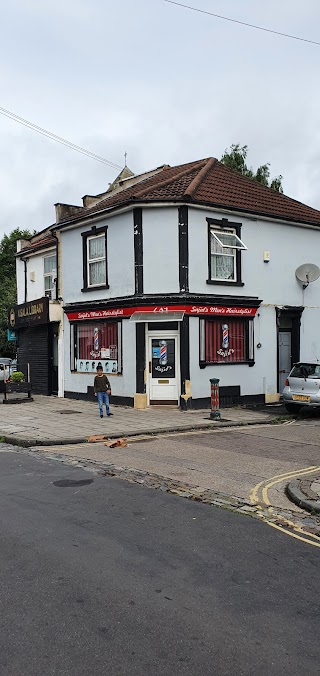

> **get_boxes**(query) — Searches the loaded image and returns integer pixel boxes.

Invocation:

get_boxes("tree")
[220,144,283,193]
[0,228,34,357]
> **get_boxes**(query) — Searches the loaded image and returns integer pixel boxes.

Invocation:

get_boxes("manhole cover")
[53,479,94,488]
[58,410,81,415]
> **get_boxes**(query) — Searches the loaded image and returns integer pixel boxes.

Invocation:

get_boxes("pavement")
[0,394,283,446]
[1,450,319,676]
[3,395,320,533]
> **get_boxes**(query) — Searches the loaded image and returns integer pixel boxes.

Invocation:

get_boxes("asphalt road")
[0,447,319,676]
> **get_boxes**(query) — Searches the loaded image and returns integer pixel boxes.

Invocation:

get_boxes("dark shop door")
[49,323,59,395]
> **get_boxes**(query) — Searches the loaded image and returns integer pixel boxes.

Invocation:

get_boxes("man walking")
[93,365,113,418]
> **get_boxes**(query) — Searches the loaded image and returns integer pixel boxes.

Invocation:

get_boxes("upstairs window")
[43,254,57,299]
[207,218,247,285]
[82,227,108,291]
[87,234,106,286]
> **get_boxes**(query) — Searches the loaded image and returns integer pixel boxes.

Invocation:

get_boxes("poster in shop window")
[151,339,175,378]
[77,359,117,373]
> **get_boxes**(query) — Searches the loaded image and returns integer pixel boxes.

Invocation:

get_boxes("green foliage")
[220,144,283,193]
[0,228,34,357]
[10,371,25,383]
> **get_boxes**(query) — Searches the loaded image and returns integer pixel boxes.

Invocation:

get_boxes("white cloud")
[1,0,320,238]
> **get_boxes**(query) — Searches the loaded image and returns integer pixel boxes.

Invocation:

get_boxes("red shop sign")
[66,305,258,321]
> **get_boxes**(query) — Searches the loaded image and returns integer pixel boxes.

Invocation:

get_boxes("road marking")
[249,466,318,506]
[267,521,320,548]
[249,466,320,548]
[261,466,320,507]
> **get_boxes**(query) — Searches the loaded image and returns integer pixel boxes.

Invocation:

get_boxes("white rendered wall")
[142,207,179,294]
[63,317,136,398]
[16,247,56,303]
[61,212,134,304]
[188,206,320,307]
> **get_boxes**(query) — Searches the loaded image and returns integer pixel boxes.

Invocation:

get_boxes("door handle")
[149,361,151,373]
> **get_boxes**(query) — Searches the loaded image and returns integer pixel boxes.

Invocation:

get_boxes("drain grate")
[58,410,81,415]
[53,479,93,488]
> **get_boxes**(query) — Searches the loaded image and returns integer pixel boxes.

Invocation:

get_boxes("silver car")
[0,358,17,381]
[282,362,320,413]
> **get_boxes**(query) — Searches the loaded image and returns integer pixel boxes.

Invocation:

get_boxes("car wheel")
[285,403,301,414]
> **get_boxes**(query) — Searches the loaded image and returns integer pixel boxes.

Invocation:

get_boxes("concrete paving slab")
[0,395,278,446]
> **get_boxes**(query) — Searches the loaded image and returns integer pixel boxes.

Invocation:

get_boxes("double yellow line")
[249,466,320,548]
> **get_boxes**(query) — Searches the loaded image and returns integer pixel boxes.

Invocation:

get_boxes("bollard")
[210,378,220,420]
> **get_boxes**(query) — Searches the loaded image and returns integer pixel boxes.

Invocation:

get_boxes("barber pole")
[222,324,229,350]
[159,340,167,366]
[94,327,99,353]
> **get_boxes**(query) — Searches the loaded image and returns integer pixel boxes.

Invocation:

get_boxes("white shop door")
[148,335,179,405]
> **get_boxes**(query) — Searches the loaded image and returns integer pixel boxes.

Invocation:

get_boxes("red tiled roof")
[17,234,56,256]
[57,158,320,227]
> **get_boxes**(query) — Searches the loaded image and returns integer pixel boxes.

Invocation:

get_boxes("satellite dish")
[295,263,320,289]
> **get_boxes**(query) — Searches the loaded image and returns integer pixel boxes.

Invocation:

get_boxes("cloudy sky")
[1,0,320,238]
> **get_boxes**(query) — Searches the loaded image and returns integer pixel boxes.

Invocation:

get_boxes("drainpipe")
[51,230,59,301]
[22,257,28,303]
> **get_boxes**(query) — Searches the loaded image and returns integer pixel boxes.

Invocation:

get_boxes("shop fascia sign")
[66,304,258,321]
[9,296,49,328]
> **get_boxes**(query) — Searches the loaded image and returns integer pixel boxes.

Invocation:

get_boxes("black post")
[178,205,189,293]
[136,323,146,394]
[134,208,143,295]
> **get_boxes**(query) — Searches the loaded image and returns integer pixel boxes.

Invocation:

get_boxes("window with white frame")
[43,254,57,298]
[207,219,247,284]
[87,234,106,287]
[82,228,108,291]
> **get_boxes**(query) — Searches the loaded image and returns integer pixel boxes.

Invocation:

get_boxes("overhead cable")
[163,0,320,47]
[0,106,122,169]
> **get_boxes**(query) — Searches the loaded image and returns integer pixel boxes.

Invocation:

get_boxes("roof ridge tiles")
[184,157,217,198]
[132,159,208,199]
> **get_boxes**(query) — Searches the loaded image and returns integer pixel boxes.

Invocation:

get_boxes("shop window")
[43,254,57,299]
[207,218,246,286]
[72,321,121,374]
[200,318,254,365]
[81,227,108,291]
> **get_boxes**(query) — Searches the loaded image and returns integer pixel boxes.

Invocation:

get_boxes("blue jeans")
[97,391,110,416]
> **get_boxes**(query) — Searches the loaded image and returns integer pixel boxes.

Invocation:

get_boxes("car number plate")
[292,395,310,401]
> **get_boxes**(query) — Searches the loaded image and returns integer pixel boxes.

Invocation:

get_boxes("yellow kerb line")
[267,521,320,548]
[262,466,320,507]
[249,466,318,505]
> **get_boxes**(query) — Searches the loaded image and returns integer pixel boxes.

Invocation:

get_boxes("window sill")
[71,371,122,376]
[81,284,110,293]
[200,360,255,368]
[206,279,244,287]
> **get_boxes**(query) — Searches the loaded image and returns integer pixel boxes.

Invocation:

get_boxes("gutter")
[21,257,28,303]
[52,197,320,234]
[51,230,59,301]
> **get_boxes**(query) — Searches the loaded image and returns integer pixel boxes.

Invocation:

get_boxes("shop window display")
[75,322,120,374]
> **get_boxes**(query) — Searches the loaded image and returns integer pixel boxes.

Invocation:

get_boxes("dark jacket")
[94,374,111,394]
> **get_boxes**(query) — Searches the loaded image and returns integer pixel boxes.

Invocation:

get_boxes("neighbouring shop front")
[9,297,59,395]
[65,298,261,408]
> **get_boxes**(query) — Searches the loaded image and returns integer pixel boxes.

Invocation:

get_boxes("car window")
[290,363,320,379]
